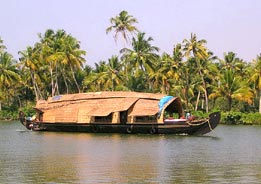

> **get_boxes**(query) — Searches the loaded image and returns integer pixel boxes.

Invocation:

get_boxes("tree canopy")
[0,11,260,115]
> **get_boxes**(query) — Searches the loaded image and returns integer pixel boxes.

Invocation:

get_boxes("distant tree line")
[1,10,261,118]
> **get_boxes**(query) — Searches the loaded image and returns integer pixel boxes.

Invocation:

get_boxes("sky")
[1,0,261,66]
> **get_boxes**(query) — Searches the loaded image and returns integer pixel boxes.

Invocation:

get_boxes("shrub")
[0,110,18,120]
[222,112,242,125]
[221,111,261,125]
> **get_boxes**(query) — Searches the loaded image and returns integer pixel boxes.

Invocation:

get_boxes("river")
[1,121,261,184]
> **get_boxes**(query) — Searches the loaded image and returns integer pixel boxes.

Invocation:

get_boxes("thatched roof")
[35,92,183,122]
[46,91,165,103]
[128,99,159,116]
[36,91,166,111]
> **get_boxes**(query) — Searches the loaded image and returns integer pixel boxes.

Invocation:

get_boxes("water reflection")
[1,122,261,183]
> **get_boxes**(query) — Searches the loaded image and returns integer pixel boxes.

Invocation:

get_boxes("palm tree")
[183,33,211,112]
[18,46,44,101]
[83,57,123,91]
[84,61,109,91]
[60,34,86,93]
[209,69,253,111]
[150,46,182,94]
[106,56,123,91]
[39,29,58,96]
[0,37,6,53]
[220,52,248,77]
[150,53,173,94]
[120,32,159,90]
[38,29,86,95]
[249,54,261,113]
[106,10,139,44]
[177,57,199,110]
[0,52,20,110]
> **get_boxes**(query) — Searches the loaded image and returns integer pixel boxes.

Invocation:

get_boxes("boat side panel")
[37,121,207,135]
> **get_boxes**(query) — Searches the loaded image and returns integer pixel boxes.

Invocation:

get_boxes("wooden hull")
[21,112,220,135]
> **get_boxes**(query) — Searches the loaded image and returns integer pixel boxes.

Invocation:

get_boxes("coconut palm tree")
[0,52,20,110]
[249,54,261,113]
[150,53,173,94]
[220,52,248,78]
[0,37,6,53]
[83,57,123,91]
[86,61,109,91]
[183,33,211,112]
[120,32,159,90]
[150,45,183,94]
[59,34,86,93]
[209,69,253,111]
[18,46,44,101]
[177,57,199,110]
[38,29,58,96]
[38,29,86,95]
[106,55,123,91]
[106,10,139,44]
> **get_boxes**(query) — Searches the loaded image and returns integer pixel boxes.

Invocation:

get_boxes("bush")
[0,104,35,120]
[222,112,242,125]
[241,113,261,125]
[20,106,35,117]
[221,111,261,125]
[0,110,18,120]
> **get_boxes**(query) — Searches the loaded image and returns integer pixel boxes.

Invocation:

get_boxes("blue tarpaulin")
[52,95,62,101]
[158,96,174,113]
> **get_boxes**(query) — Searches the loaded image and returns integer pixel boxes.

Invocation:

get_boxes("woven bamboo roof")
[46,91,165,103]
[35,91,183,121]
[129,99,159,116]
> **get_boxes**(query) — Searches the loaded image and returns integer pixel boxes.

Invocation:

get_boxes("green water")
[1,121,261,183]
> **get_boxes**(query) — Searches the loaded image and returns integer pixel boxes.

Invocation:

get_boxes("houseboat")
[19,91,220,135]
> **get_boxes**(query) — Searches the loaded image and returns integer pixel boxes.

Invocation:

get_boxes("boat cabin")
[34,91,184,124]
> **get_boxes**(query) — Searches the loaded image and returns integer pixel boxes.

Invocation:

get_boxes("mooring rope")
[207,119,213,131]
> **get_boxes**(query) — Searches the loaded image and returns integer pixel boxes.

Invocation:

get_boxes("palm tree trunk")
[0,101,2,111]
[203,86,209,113]
[50,64,55,97]
[259,90,261,113]
[55,65,60,95]
[17,96,22,108]
[62,71,69,94]
[31,72,39,101]
[70,64,81,93]
[228,97,232,111]
[185,86,189,109]
[35,79,43,100]
[195,91,200,111]
[197,60,209,113]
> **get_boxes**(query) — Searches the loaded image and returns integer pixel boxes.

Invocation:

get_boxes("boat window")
[135,115,157,122]
[94,114,112,123]
[120,111,128,124]
[39,112,43,121]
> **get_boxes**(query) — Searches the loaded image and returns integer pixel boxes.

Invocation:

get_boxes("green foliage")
[221,111,261,125]
[20,105,35,117]
[0,103,35,120]
[190,110,208,118]
[0,110,18,120]
[222,112,242,125]
[240,113,261,125]
[2,13,261,122]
